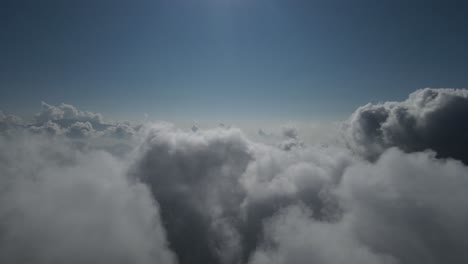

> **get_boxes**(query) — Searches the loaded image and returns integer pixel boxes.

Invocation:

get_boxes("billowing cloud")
[131,126,252,264]
[66,121,95,138]
[0,134,175,264]
[337,148,468,264]
[34,102,104,127]
[345,88,468,163]
[281,126,299,140]
[104,122,139,139]
[250,148,468,264]
[1,88,468,264]
[0,111,23,134]
[29,120,65,135]
[129,125,356,264]
[27,102,141,140]
[249,205,397,264]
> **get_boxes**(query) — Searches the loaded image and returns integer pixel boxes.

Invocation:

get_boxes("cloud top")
[345,88,468,163]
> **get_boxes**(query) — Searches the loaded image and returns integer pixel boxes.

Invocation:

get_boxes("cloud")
[281,126,298,140]
[0,134,175,264]
[250,148,468,264]
[0,111,23,134]
[34,102,104,127]
[29,120,65,135]
[130,119,468,264]
[66,121,95,138]
[2,88,468,264]
[276,125,303,150]
[130,123,354,264]
[345,88,468,163]
[22,102,141,141]
[131,125,252,264]
[336,148,468,264]
[249,205,397,264]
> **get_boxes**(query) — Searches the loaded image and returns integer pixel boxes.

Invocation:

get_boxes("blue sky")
[2,0,468,121]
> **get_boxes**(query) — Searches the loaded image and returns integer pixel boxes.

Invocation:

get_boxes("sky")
[2,0,468,121]
[3,2,468,263]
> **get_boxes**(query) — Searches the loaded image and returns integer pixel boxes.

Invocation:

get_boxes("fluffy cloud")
[131,125,353,264]
[1,88,468,264]
[104,122,140,139]
[0,134,175,264]
[281,126,299,140]
[29,120,65,135]
[131,126,252,264]
[251,148,468,264]
[34,102,104,127]
[66,121,95,138]
[23,102,141,141]
[249,205,396,264]
[277,126,303,151]
[337,148,468,264]
[345,88,468,163]
[0,111,23,134]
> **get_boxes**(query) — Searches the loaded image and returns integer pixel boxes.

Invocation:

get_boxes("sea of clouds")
[1,88,468,264]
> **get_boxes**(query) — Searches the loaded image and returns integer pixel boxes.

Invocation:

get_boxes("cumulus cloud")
[0,111,23,134]
[29,120,65,135]
[249,205,397,264]
[336,148,468,264]
[131,126,252,264]
[130,125,352,264]
[2,88,468,264]
[14,102,141,142]
[66,121,95,138]
[345,88,468,163]
[250,148,468,264]
[101,122,140,140]
[281,126,299,140]
[34,102,104,127]
[0,134,175,264]
[279,126,304,151]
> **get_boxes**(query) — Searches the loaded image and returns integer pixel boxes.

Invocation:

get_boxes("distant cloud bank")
[1,88,468,264]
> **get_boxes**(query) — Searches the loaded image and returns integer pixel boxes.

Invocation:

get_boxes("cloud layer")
[1,88,468,264]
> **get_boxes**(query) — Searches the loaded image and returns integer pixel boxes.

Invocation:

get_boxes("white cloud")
[249,205,397,264]
[0,134,175,264]
[1,88,468,264]
[250,148,468,264]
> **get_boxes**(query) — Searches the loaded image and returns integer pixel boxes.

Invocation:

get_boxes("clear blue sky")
[2,0,468,121]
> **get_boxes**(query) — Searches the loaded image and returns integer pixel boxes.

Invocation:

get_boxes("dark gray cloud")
[131,126,252,264]
[345,88,468,163]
